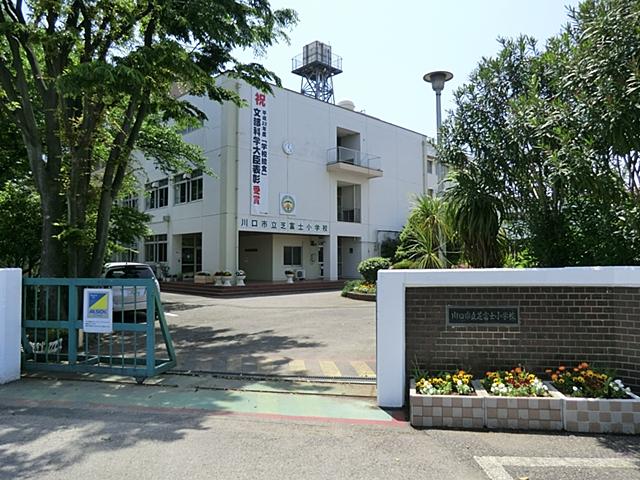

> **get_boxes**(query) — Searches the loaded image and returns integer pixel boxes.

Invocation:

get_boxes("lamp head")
[423,70,453,93]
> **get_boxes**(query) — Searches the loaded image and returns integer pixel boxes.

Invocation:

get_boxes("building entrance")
[181,233,202,277]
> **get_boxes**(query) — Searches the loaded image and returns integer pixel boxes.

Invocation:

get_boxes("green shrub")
[357,256,391,283]
[341,280,361,297]
[391,259,417,269]
[341,279,376,296]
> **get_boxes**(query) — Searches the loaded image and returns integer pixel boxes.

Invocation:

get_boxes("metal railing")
[327,147,382,171]
[292,51,342,72]
[21,277,176,383]
[338,208,361,223]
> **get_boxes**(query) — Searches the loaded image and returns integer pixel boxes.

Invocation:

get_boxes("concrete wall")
[406,286,640,391]
[0,268,22,384]
[376,267,640,408]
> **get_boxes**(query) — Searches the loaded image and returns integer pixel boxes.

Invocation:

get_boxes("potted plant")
[221,271,233,287]
[476,367,563,431]
[213,271,224,286]
[194,271,213,284]
[235,270,246,287]
[284,269,295,284]
[548,362,640,434]
[410,369,484,429]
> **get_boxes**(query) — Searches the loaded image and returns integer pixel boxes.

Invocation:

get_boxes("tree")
[0,180,41,272]
[445,166,504,268]
[395,195,455,269]
[0,0,296,277]
[439,0,640,267]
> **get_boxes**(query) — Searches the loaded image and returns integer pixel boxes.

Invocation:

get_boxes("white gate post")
[376,270,406,408]
[0,268,22,384]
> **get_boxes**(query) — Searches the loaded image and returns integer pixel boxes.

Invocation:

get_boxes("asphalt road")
[161,291,376,378]
[1,402,639,480]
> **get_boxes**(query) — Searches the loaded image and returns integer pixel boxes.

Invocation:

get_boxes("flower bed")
[410,371,484,429]
[477,368,563,431]
[548,363,640,434]
[409,364,638,433]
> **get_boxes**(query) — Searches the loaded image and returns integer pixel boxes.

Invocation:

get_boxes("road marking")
[289,360,306,374]
[165,312,178,317]
[474,456,638,480]
[350,361,375,378]
[319,360,341,377]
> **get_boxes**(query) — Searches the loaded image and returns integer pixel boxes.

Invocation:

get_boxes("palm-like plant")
[396,195,455,268]
[445,166,504,267]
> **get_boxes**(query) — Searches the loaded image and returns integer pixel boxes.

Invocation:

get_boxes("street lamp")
[424,70,453,266]
[423,70,453,144]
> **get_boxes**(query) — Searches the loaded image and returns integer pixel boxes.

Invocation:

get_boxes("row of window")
[124,237,303,269]
[121,171,204,211]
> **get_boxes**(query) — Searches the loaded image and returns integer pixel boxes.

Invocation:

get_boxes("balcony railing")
[337,208,361,223]
[327,147,382,173]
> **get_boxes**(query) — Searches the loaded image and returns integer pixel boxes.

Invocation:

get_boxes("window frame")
[283,246,302,266]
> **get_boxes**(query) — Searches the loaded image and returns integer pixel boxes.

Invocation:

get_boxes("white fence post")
[0,268,22,384]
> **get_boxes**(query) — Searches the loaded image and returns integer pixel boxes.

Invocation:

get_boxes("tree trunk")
[39,189,66,278]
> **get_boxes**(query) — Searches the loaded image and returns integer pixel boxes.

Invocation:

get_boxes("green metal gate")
[21,278,176,383]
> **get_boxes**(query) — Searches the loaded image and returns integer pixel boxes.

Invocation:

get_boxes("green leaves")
[439,0,640,268]
[0,0,297,276]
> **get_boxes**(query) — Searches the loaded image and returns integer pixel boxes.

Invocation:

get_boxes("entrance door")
[318,245,324,277]
[181,233,202,276]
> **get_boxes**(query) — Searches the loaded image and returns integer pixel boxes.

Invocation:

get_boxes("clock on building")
[282,141,294,155]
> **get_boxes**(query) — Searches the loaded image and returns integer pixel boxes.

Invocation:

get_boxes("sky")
[238,0,582,139]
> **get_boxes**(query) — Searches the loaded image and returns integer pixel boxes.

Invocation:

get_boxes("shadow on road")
[168,324,325,374]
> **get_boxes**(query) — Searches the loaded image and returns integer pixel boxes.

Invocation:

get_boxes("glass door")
[181,233,202,276]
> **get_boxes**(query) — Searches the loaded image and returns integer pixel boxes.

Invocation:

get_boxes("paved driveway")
[161,291,376,378]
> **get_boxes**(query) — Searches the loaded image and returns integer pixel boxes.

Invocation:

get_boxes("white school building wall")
[133,78,439,281]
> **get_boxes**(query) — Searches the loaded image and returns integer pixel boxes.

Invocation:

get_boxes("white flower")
[572,386,579,391]
[614,379,623,385]
[457,380,462,385]
[613,386,619,391]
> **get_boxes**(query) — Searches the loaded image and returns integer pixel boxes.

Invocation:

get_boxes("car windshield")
[105,266,154,279]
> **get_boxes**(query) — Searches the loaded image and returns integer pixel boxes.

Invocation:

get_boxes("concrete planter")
[345,292,376,302]
[474,381,563,431]
[561,391,640,435]
[409,379,484,429]
[194,275,213,284]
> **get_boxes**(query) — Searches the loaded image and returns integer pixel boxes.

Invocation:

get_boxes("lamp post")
[423,70,453,145]
[423,70,453,191]
[424,70,453,266]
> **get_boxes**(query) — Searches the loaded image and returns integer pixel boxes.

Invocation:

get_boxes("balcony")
[326,147,383,178]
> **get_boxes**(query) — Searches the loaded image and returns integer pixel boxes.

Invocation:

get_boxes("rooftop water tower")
[292,41,342,103]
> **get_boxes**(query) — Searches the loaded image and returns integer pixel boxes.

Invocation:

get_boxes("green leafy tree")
[0,0,296,277]
[0,180,41,273]
[440,0,640,267]
[445,166,504,267]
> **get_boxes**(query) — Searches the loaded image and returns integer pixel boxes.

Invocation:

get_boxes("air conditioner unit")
[295,269,306,280]
[183,172,191,179]
[151,181,159,188]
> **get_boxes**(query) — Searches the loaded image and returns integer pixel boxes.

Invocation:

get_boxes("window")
[174,169,203,205]
[284,246,302,266]
[427,159,434,174]
[145,234,167,263]
[121,193,139,210]
[145,179,169,209]
[337,183,361,223]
